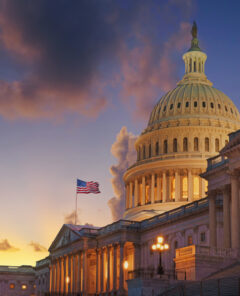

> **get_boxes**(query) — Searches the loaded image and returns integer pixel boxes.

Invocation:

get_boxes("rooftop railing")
[206,154,228,171]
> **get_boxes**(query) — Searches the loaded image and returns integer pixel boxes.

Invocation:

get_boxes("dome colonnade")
[124,22,240,221]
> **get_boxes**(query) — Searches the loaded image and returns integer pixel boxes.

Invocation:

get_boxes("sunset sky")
[1,0,240,266]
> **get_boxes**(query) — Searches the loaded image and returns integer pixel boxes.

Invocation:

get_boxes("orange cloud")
[0,239,20,252]
[29,241,47,252]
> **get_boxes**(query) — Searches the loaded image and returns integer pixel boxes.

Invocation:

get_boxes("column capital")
[119,241,125,248]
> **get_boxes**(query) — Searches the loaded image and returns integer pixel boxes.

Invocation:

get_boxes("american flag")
[76,179,100,194]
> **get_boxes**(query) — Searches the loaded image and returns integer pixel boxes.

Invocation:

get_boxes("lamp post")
[151,236,169,275]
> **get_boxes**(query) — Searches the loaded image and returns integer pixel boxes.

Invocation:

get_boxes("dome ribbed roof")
[148,83,240,128]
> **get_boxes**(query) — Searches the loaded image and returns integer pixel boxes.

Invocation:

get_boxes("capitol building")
[2,23,240,296]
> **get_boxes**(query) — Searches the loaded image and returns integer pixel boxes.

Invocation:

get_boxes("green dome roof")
[148,83,240,128]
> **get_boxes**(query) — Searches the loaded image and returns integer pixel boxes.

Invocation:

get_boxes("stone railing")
[175,245,239,259]
[78,228,99,237]
[141,198,209,229]
[98,219,140,236]
[206,154,228,171]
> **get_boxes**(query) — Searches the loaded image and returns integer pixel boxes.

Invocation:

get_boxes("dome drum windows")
[210,102,214,109]
[183,137,188,152]
[143,145,146,159]
[164,140,168,154]
[155,142,159,156]
[173,138,178,152]
[202,101,206,108]
[205,137,210,152]
[194,101,198,108]
[177,102,181,108]
[194,137,199,151]
[186,102,189,108]
[170,104,174,110]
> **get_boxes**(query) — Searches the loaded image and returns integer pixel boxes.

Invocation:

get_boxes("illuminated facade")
[35,24,240,295]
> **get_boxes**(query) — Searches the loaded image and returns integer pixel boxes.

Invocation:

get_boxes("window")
[177,102,181,108]
[188,236,193,245]
[205,137,209,152]
[210,102,214,108]
[202,101,206,108]
[22,284,27,290]
[170,104,173,110]
[155,142,159,155]
[200,232,206,242]
[9,283,15,289]
[194,61,196,72]
[194,101,197,107]
[173,138,178,152]
[149,144,151,158]
[174,241,178,249]
[231,108,233,114]
[163,106,166,111]
[218,104,221,109]
[186,102,189,107]
[194,137,199,151]
[225,106,228,112]
[190,58,192,72]
[183,137,188,152]
[199,62,201,72]
[143,145,146,159]
[215,138,220,152]
[164,140,168,154]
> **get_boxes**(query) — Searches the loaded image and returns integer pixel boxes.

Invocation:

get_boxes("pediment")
[49,224,81,252]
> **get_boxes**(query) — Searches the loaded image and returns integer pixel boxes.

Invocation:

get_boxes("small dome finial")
[191,21,197,39]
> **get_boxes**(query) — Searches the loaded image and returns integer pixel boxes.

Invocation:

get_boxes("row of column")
[209,173,240,249]
[125,169,206,209]
[49,250,86,294]
[49,242,128,295]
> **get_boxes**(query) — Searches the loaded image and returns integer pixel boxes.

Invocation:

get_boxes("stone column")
[100,248,104,293]
[95,249,99,294]
[175,170,180,202]
[129,182,133,208]
[188,169,193,202]
[113,244,117,292]
[141,175,146,205]
[156,174,161,202]
[78,252,82,293]
[151,173,155,203]
[162,171,167,202]
[72,255,75,293]
[119,242,125,292]
[82,250,87,294]
[67,255,71,293]
[199,176,205,199]
[223,188,231,248]
[209,193,217,248]
[126,184,129,209]
[231,174,239,249]
[59,258,62,293]
[63,256,66,293]
[49,265,52,293]
[107,246,111,292]
[134,178,139,207]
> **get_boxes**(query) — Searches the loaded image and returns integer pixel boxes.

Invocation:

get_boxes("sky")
[0,0,240,266]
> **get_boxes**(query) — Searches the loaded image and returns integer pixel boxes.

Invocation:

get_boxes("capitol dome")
[123,22,240,221]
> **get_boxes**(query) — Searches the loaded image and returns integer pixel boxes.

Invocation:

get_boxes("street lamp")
[151,236,169,275]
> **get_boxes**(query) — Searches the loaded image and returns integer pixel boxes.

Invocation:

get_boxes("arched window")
[143,145,146,159]
[194,61,196,72]
[199,62,201,72]
[194,137,199,151]
[164,140,168,154]
[183,137,188,152]
[173,138,178,152]
[149,144,151,158]
[155,142,159,155]
[205,137,209,152]
[215,138,220,152]
[174,241,178,249]
[190,58,192,72]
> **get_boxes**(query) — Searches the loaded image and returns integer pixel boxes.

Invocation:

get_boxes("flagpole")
[75,190,77,225]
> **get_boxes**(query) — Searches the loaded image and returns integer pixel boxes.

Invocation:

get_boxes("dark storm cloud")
[0,0,194,120]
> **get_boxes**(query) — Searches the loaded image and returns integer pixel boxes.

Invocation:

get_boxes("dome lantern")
[179,22,212,86]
